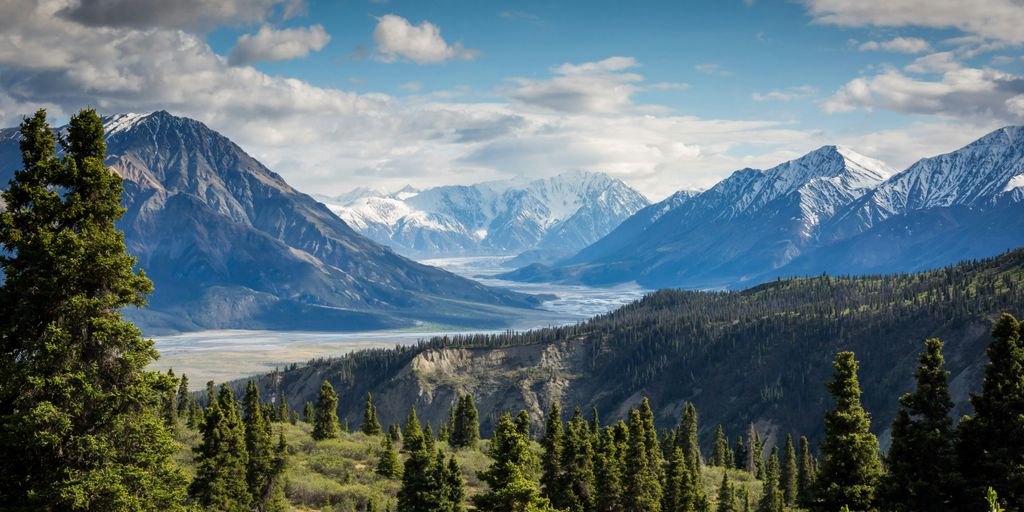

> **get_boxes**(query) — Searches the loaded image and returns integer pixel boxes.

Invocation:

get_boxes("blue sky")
[1,0,1023,198]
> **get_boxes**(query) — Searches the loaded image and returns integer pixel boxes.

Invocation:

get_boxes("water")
[153,256,650,385]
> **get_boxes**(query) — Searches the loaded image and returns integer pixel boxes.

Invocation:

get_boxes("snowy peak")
[327,170,649,258]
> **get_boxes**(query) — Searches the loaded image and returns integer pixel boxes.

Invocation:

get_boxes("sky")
[1,0,1023,200]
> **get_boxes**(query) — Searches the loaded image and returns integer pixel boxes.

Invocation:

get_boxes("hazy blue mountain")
[319,170,649,262]
[0,111,541,333]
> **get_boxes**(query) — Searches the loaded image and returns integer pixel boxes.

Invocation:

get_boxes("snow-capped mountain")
[320,170,650,261]
[0,111,540,332]
[502,135,1023,289]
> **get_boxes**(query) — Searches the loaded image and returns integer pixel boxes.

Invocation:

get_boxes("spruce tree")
[713,425,729,467]
[594,426,624,512]
[0,109,188,510]
[363,392,383,435]
[303,401,314,423]
[451,394,480,449]
[623,409,662,512]
[757,447,783,512]
[443,455,467,511]
[404,406,425,452]
[662,447,689,512]
[879,338,958,511]
[814,351,883,511]
[312,380,340,440]
[745,424,758,475]
[958,314,1024,510]
[243,380,277,508]
[797,436,814,507]
[781,434,798,507]
[474,412,556,512]
[639,398,664,478]
[735,436,747,471]
[541,401,565,506]
[398,436,441,511]
[677,402,701,469]
[516,410,532,438]
[162,372,179,427]
[560,408,596,511]
[177,374,191,417]
[190,385,251,511]
[716,470,738,512]
[377,434,402,478]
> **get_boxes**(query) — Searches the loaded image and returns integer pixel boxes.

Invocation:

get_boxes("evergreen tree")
[639,398,664,477]
[176,374,191,417]
[516,410,532,438]
[591,406,601,436]
[403,407,425,452]
[243,380,278,509]
[745,425,758,475]
[540,402,565,505]
[0,109,188,510]
[594,426,625,512]
[879,338,958,511]
[398,437,441,512]
[162,371,179,427]
[390,423,403,442]
[190,385,251,511]
[713,425,729,467]
[797,436,814,507]
[303,401,314,423]
[474,412,556,512]
[264,428,289,512]
[958,314,1024,510]
[813,351,883,511]
[757,447,783,512]
[443,455,467,511]
[623,409,662,512]
[735,436,747,472]
[677,403,701,469]
[781,434,798,507]
[560,408,596,511]
[377,435,402,478]
[187,401,201,429]
[363,392,383,435]
[312,380,340,441]
[662,447,689,512]
[451,394,480,449]
[716,471,738,512]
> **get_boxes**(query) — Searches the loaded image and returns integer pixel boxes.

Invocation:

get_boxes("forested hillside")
[252,248,1024,451]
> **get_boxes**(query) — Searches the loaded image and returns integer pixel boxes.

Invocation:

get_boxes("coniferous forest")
[2,110,1024,511]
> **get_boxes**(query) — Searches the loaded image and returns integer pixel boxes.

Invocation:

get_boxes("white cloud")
[752,85,817,102]
[858,37,931,53]
[372,14,478,64]
[821,65,1024,124]
[904,52,961,73]
[228,24,330,65]
[694,63,734,77]
[58,0,297,29]
[650,82,690,91]
[504,57,647,114]
[801,0,1024,44]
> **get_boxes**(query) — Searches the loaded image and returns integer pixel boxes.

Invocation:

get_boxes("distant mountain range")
[315,170,649,263]
[501,127,1024,289]
[0,111,543,333]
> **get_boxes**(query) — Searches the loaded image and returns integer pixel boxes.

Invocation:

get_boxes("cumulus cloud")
[858,37,931,53]
[821,65,1024,124]
[228,24,330,65]
[801,0,1024,44]
[904,52,961,73]
[504,57,647,114]
[372,14,478,64]
[752,85,817,102]
[58,0,299,29]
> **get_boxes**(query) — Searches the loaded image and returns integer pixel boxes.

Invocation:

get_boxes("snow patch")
[1005,174,1024,192]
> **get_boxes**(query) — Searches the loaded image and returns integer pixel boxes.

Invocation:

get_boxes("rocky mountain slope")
[245,249,1024,451]
[503,128,1024,289]
[318,170,649,262]
[0,111,542,333]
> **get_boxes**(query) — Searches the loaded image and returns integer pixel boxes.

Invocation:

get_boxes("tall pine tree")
[957,314,1024,510]
[474,412,556,512]
[541,401,565,507]
[879,338,958,511]
[312,380,340,440]
[623,409,662,512]
[813,351,883,511]
[0,109,187,510]
[560,408,596,511]
[243,380,278,508]
[362,392,382,435]
[781,434,798,507]
[190,385,251,511]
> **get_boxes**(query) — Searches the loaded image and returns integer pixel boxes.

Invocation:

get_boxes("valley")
[152,256,651,385]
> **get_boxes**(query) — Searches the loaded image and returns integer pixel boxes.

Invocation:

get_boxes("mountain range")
[501,127,1024,289]
[0,111,543,333]
[316,170,649,263]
